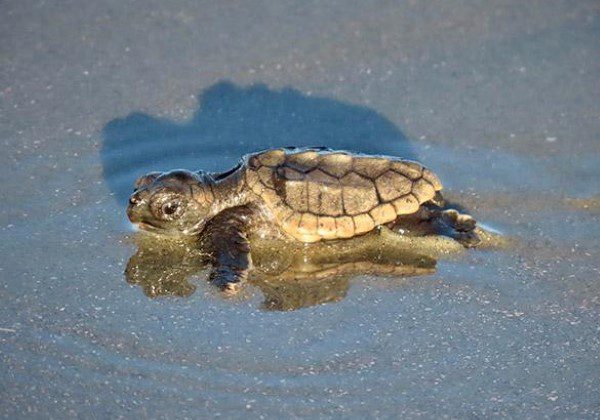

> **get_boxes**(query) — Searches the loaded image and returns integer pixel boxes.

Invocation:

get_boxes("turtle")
[126,147,479,292]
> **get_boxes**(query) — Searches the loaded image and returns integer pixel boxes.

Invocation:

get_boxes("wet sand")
[1,1,599,417]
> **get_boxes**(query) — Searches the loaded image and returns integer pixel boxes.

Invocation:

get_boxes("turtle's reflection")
[125,228,441,311]
[125,237,205,298]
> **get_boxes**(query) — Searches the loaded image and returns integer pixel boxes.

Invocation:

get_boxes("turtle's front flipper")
[200,206,255,294]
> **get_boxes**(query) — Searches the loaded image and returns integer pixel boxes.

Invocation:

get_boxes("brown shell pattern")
[245,148,442,242]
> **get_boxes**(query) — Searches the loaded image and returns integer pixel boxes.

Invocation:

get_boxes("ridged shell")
[245,148,443,242]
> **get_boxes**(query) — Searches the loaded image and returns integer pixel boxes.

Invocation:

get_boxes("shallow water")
[2,1,599,417]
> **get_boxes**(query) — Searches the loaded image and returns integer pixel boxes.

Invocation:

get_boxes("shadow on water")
[102,81,436,310]
[102,81,415,205]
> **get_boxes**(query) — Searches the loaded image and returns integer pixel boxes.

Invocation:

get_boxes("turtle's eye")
[161,201,182,219]
[150,195,185,220]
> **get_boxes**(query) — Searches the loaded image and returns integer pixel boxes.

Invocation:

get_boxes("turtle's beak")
[126,205,140,224]
[126,191,144,223]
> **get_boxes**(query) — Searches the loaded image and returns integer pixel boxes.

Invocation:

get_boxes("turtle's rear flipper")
[391,203,482,248]
[436,208,481,248]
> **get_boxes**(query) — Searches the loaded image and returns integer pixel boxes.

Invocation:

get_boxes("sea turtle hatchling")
[127,147,479,292]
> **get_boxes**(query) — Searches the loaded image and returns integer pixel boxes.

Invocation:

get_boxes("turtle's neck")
[206,166,252,215]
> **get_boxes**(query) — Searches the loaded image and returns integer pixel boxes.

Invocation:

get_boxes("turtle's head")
[127,169,214,236]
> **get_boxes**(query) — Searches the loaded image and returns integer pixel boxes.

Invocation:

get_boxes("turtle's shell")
[243,148,442,242]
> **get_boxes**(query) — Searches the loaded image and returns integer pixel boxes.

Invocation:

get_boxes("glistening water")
[2,81,598,417]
